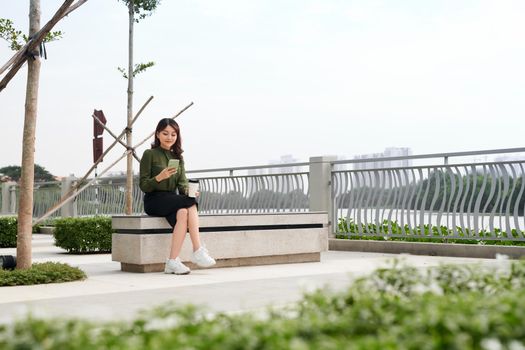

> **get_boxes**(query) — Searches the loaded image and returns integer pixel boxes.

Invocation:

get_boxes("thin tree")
[0,0,88,269]
[118,0,160,215]
[16,0,42,269]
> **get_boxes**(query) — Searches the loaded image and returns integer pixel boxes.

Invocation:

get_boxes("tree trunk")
[16,0,41,269]
[125,1,134,215]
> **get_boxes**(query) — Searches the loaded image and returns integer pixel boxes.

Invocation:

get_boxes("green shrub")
[337,217,525,245]
[0,216,17,248]
[53,216,113,254]
[0,262,86,287]
[1,261,525,349]
[0,216,45,248]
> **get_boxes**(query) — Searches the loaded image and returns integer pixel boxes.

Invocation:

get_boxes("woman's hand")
[155,167,177,182]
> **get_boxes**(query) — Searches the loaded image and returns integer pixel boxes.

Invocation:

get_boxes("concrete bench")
[112,212,329,272]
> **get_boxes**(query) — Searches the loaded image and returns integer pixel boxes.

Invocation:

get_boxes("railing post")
[9,184,17,214]
[1,181,16,215]
[309,156,337,234]
[61,175,78,218]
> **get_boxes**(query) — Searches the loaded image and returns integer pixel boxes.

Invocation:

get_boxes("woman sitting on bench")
[139,118,216,275]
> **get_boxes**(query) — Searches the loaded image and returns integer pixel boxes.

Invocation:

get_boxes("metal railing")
[32,182,62,218]
[197,173,309,214]
[75,179,144,216]
[332,148,525,241]
[2,147,524,242]
[0,163,310,218]
[6,181,62,219]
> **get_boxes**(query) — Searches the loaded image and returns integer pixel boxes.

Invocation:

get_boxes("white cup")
[188,179,199,198]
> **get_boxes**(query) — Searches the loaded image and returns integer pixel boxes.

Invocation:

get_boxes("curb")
[38,226,55,235]
[329,239,525,259]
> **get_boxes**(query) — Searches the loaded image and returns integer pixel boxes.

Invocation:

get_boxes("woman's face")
[156,125,178,150]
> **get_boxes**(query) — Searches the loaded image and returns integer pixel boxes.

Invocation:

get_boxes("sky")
[0,0,524,177]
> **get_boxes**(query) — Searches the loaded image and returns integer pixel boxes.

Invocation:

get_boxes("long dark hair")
[151,118,184,159]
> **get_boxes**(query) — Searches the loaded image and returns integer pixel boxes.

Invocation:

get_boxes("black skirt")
[144,192,197,228]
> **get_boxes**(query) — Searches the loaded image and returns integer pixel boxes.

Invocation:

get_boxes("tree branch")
[0,0,89,92]
[62,0,89,18]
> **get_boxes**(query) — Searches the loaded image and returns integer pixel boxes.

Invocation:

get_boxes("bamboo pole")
[133,102,194,155]
[92,113,139,162]
[75,96,153,192]
[32,96,153,224]
[92,94,154,161]
[0,0,87,77]
[33,151,131,225]
[0,0,90,92]
[32,101,193,224]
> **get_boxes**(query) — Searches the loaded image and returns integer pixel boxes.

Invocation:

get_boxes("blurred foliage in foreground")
[1,260,524,349]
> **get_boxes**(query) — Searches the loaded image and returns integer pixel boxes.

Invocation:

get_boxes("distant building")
[494,154,525,176]
[247,155,305,194]
[248,155,303,176]
[352,147,413,186]
[268,155,302,174]
[0,173,12,183]
[353,147,412,170]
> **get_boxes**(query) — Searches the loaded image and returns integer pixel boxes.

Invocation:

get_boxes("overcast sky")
[1,0,524,177]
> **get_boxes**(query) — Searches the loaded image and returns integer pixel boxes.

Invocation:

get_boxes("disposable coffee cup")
[188,179,199,198]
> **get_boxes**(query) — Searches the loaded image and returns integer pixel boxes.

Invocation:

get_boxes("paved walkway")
[0,234,504,324]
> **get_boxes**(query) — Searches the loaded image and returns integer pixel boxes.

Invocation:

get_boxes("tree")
[0,0,88,269]
[0,164,55,182]
[15,0,43,270]
[0,0,88,93]
[118,0,160,215]
[0,18,62,51]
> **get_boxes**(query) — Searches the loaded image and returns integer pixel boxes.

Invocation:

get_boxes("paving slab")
[0,234,506,324]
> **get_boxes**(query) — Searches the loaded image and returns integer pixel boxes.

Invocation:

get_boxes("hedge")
[0,217,47,248]
[0,216,17,248]
[337,217,525,246]
[53,216,113,254]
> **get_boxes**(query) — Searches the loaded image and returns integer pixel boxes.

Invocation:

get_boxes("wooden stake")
[32,100,192,224]
[133,102,194,155]
[33,150,131,225]
[0,0,89,92]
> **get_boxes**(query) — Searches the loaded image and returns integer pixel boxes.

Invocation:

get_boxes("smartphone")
[168,159,180,169]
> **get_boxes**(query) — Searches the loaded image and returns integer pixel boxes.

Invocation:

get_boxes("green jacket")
[139,147,189,194]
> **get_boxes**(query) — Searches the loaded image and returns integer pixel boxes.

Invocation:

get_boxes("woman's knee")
[177,208,189,220]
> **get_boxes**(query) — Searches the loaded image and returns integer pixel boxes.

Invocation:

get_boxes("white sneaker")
[191,246,216,268]
[164,257,190,275]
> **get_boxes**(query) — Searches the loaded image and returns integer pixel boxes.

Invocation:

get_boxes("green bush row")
[1,260,525,349]
[53,216,113,254]
[0,262,86,286]
[0,217,41,247]
[337,217,525,245]
[0,216,17,248]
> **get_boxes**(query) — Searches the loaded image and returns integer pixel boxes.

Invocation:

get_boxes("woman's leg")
[169,208,189,259]
[187,204,202,251]
[186,204,215,267]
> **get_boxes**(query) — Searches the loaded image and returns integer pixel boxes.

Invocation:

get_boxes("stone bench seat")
[112,211,329,272]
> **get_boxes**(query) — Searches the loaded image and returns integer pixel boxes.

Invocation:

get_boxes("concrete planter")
[329,238,525,259]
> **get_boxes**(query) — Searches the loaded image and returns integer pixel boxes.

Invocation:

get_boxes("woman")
[139,118,215,275]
